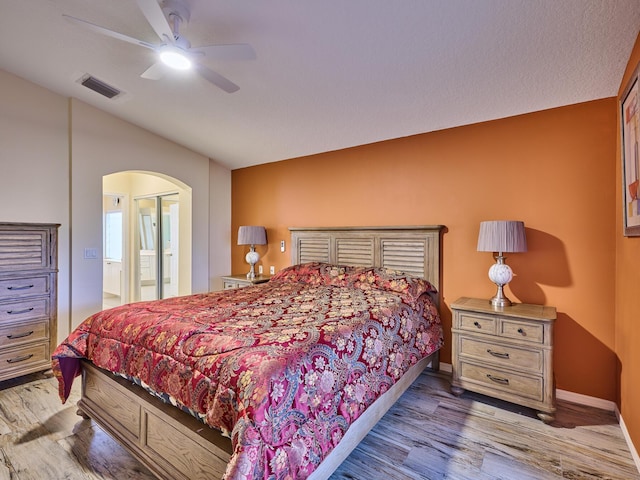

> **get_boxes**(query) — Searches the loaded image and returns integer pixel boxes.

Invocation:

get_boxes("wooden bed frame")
[76,225,445,480]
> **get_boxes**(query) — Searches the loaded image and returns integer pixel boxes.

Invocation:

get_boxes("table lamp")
[477,220,527,307]
[238,226,267,280]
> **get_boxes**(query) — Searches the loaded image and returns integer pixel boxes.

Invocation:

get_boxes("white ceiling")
[1,1,639,170]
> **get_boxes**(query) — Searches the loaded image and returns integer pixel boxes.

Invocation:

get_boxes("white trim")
[555,388,617,412]
[555,389,639,474]
[438,361,452,374]
[617,408,640,474]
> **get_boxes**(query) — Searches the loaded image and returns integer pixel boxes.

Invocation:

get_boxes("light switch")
[280,240,286,252]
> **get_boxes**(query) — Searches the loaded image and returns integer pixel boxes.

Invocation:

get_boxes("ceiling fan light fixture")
[159,47,191,70]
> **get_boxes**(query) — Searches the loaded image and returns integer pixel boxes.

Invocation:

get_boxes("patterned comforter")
[52,262,443,479]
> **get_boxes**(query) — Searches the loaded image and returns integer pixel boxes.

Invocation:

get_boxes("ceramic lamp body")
[245,248,260,279]
[245,250,260,266]
[488,262,513,286]
[487,255,513,307]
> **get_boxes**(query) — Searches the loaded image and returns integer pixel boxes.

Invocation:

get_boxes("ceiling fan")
[63,0,255,93]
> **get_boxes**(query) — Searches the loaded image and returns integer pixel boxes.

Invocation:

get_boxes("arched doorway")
[103,171,192,309]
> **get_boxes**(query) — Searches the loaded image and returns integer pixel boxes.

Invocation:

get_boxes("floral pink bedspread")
[52,263,443,479]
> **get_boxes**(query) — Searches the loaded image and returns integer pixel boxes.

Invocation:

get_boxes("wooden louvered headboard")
[289,226,445,293]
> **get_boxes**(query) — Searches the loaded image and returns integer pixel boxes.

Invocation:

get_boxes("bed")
[52,226,444,480]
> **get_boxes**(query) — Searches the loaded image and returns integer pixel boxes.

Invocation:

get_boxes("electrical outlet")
[258,265,263,274]
[280,240,286,252]
[270,266,275,275]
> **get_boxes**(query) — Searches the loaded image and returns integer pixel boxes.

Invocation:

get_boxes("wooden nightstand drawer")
[459,337,543,374]
[500,319,544,343]
[459,362,543,402]
[458,312,496,334]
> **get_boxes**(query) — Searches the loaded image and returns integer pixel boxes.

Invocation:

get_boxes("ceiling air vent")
[78,74,122,99]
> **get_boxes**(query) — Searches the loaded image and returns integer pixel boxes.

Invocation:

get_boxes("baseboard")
[437,361,452,374]
[555,388,617,412]
[616,407,640,474]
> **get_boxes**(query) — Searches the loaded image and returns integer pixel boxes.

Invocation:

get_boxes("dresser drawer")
[459,362,543,402]
[500,319,544,344]
[0,275,49,299]
[0,342,50,375]
[0,321,48,349]
[0,298,48,323]
[459,336,543,374]
[458,312,496,334]
[0,229,51,271]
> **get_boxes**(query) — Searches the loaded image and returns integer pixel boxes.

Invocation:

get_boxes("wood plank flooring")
[0,369,637,479]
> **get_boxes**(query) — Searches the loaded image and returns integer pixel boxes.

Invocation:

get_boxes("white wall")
[0,70,232,343]
[209,160,232,291]
[0,70,70,344]
[70,99,213,329]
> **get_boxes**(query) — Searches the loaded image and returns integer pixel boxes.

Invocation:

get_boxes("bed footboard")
[77,361,232,480]
[77,351,438,480]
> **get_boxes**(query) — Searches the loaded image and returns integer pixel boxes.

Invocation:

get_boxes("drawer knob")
[7,331,34,340]
[487,349,510,359]
[473,321,481,328]
[6,307,34,315]
[7,284,34,291]
[486,374,509,385]
[518,328,526,335]
[6,353,34,364]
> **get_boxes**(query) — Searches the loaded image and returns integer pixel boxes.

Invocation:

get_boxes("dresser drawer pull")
[6,307,34,315]
[487,349,510,359]
[7,284,35,291]
[486,374,509,385]
[7,331,34,340]
[473,321,481,328]
[518,328,525,335]
[6,354,34,364]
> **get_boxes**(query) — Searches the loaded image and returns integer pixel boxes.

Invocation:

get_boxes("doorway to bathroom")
[103,171,192,309]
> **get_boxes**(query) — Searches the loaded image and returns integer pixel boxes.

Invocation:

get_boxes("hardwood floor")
[0,369,637,480]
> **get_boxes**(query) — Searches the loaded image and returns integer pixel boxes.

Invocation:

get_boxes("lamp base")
[489,292,512,308]
[488,255,513,308]
[245,247,260,280]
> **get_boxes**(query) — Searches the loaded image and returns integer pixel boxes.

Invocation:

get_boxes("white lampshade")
[477,220,527,308]
[477,220,527,254]
[238,226,267,246]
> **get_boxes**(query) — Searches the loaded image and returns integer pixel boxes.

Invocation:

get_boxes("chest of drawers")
[0,223,59,381]
[450,297,556,422]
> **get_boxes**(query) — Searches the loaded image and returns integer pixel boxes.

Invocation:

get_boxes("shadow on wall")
[553,312,618,402]
[509,228,572,305]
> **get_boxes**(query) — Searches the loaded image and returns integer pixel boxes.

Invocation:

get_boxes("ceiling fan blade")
[195,64,240,93]
[193,43,256,61]
[141,62,166,80]
[135,0,175,44]
[63,15,155,50]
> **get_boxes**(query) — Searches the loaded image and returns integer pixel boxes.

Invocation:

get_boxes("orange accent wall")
[233,98,618,403]
[616,32,640,458]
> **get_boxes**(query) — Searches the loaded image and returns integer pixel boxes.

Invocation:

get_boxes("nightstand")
[450,297,556,423]
[221,274,271,289]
